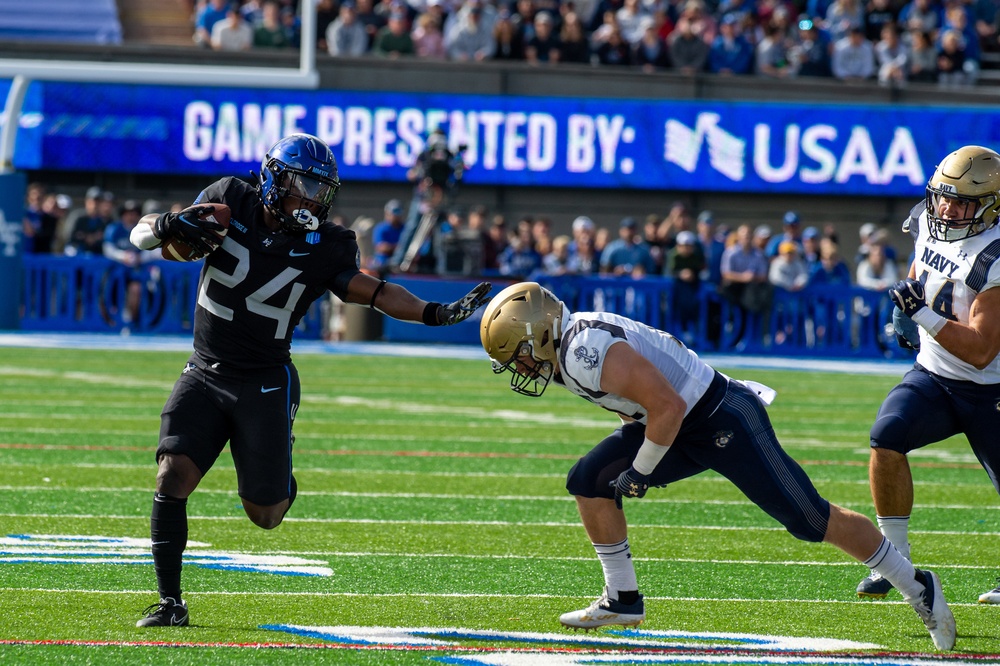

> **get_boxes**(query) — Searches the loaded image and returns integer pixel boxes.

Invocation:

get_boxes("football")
[159,204,231,262]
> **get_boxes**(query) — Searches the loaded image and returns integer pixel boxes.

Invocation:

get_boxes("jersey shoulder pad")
[561,321,621,392]
[904,201,923,238]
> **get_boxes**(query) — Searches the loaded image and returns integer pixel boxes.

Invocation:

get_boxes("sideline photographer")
[390,127,468,273]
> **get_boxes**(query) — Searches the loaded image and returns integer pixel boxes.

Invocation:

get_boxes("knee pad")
[782,501,830,543]
[869,413,911,454]
[566,456,628,499]
[784,519,827,543]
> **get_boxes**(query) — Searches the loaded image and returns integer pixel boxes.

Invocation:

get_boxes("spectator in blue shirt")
[720,223,772,344]
[808,237,852,285]
[498,218,544,277]
[801,225,821,270]
[103,200,157,326]
[194,0,232,48]
[708,14,754,73]
[600,217,655,276]
[790,17,833,76]
[369,199,407,270]
[695,210,727,287]
[765,211,805,258]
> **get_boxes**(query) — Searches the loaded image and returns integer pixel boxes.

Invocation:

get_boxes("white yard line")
[0,586,988,609]
[3,512,999,538]
[1,485,996,512]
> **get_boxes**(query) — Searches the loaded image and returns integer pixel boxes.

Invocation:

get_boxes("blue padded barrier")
[20,256,914,359]
[20,256,326,339]
[534,274,912,360]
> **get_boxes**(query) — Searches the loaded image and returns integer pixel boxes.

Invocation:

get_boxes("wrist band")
[632,437,669,475]
[369,280,386,309]
[911,308,947,337]
[422,302,443,326]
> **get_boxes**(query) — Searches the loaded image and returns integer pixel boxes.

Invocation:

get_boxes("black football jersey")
[189,177,361,371]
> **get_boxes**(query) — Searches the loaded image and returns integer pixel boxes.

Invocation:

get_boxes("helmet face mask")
[490,341,554,397]
[260,134,341,233]
[480,282,565,398]
[925,145,1000,243]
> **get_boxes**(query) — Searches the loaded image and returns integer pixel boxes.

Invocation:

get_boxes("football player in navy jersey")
[129,133,491,627]
[855,145,1000,605]
[479,281,955,650]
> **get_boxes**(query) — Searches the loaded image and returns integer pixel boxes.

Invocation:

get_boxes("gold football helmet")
[480,282,565,397]
[926,145,1000,242]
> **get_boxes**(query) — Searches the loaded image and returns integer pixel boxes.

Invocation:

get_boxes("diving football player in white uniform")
[480,281,956,650]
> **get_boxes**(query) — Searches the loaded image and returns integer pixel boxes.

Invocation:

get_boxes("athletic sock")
[593,538,638,600]
[876,515,911,561]
[150,492,188,601]
[865,536,923,601]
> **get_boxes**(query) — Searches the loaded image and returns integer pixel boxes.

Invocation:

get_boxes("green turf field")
[1,346,998,664]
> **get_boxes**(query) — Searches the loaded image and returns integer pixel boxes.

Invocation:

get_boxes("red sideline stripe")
[2,639,999,661]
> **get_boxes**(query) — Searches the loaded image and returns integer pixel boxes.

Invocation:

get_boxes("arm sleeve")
[130,221,161,251]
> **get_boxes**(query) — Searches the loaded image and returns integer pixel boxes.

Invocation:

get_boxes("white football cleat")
[559,587,645,630]
[978,582,1000,604]
[909,569,956,651]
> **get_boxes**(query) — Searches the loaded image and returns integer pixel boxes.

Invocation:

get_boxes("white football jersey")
[912,210,1000,383]
[555,311,716,422]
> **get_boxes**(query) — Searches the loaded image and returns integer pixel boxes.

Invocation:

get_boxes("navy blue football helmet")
[259,134,341,233]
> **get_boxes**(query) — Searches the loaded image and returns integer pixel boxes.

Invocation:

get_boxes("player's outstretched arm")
[345,274,491,326]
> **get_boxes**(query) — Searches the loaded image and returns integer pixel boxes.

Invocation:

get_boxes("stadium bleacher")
[0,0,122,45]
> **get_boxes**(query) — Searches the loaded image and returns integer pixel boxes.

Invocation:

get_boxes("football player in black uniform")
[129,133,490,627]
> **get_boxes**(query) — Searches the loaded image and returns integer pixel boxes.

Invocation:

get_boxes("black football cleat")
[136,597,189,627]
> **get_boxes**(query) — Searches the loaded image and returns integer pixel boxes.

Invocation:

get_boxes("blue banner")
[0,171,25,329]
[4,79,996,196]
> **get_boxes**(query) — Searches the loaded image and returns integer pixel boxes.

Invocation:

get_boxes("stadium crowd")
[23,181,905,334]
[187,0,1000,85]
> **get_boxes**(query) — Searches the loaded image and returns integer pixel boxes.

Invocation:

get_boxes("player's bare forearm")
[376,282,429,322]
[344,274,427,322]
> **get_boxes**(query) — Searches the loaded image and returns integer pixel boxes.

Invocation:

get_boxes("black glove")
[438,282,492,326]
[154,205,226,255]
[892,305,920,351]
[610,467,651,510]
[888,278,926,318]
